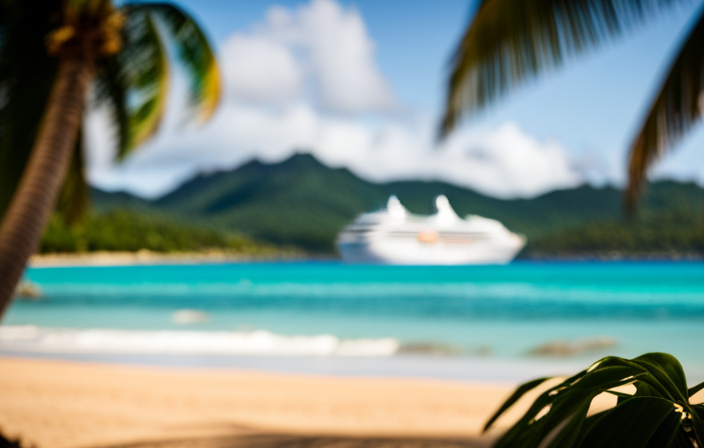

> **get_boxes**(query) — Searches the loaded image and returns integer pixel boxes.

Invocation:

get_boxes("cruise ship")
[336,195,525,265]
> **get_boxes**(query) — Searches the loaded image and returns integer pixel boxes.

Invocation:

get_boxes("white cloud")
[222,34,303,105]
[291,0,397,113]
[221,0,396,113]
[89,97,582,198]
[440,123,581,197]
[86,0,585,200]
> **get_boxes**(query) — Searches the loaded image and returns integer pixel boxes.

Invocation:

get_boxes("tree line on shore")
[39,210,285,255]
[39,207,704,258]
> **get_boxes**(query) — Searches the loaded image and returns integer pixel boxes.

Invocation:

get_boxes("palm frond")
[690,381,704,397]
[626,4,704,210]
[94,57,131,159]
[95,7,169,159]
[129,12,169,148]
[137,2,220,121]
[440,0,683,138]
[483,376,553,431]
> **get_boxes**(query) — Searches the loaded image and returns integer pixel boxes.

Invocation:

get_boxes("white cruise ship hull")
[336,195,526,265]
[337,234,525,265]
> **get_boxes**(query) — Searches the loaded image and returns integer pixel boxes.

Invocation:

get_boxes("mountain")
[91,153,704,254]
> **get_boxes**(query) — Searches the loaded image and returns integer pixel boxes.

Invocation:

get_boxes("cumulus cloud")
[287,0,396,112]
[222,0,396,113]
[86,0,586,199]
[439,123,581,197]
[222,35,303,105]
[89,98,582,198]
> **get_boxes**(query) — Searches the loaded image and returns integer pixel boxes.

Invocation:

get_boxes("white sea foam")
[171,309,210,324]
[0,326,399,357]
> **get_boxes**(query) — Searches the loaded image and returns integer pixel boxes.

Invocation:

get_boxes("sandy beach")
[28,251,298,268]
[0,357,525,448]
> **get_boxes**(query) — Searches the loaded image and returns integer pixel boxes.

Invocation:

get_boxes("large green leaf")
[494,388,602,447]
[487,353,704,448]
[690,382,704,398]
[440,0,683,137]
[643,405,686,448]
[577,396,680,447]
[543,400,591,448]
[693,404,704,420]
[632,353,689,401]
[483,376,552,432]
[489,364,644,447]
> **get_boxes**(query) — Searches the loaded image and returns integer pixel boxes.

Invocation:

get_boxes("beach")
[28,251,306,268]
[1,358,702,448]
[0,357,520,448]
[5,261,704,447]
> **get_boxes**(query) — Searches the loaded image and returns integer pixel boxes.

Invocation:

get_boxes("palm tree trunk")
[0,57,92,318]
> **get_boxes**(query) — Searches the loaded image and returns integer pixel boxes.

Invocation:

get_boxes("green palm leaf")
[2,0,221,225]
[136,3,220,122]
[577,396,682,447]
[483,376,553,431]
[690,381,704,397]
[94,2,220,161]
[440,0,682,138]
[95,7,169,159]
[0,0,223,313]
[486,353,704,448]
[626,5,704,209]
[94,56,131,159]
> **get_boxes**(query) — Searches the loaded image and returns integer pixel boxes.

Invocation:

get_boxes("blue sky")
[89,0,704,198]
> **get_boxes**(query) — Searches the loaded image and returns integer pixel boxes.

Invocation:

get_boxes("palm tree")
[0,0,220,317]
[440,0,702,209]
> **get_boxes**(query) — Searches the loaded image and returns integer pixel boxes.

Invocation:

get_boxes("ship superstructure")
[336,195,525,265]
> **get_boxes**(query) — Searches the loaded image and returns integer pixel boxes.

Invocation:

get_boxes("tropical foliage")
[40,210,283,255]
[0,0,219,223]
[528,209,704,256]
[441,0,703,207]
[0,0,220,312]
[485,352,704,447]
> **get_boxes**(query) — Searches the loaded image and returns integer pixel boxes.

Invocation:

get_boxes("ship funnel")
[434,195,460,221]
[387,195,407,218]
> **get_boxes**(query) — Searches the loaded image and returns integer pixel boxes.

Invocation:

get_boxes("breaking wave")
[0,326,399,357]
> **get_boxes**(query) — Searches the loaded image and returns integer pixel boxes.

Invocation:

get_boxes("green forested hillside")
[85,153,704,256]
[153,155,386,251]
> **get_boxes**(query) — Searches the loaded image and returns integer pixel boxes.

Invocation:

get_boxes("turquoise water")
[2,261,703,381]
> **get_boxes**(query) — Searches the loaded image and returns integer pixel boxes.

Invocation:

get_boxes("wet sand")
[0,357,525,448]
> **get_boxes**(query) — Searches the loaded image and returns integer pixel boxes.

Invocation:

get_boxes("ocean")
[2,261,703,383]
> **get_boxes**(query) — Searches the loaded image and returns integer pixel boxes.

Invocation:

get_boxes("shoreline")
[28,250,324,268]
[520,251,704,262]
[29,250,704,268]
[0,356,518,448]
